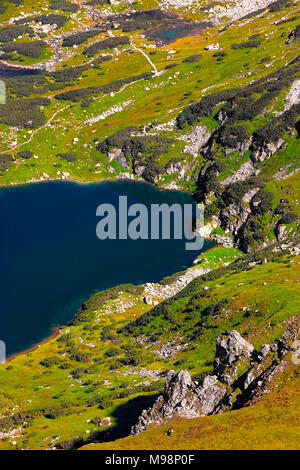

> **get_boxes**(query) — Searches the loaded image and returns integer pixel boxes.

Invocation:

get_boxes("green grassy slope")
[0,246,299,450]
[0,0,299,191]
[82,362,300,450]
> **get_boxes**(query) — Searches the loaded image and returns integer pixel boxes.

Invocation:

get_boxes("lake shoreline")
[4,243,221,364]
[6,327,62,363]
[0,174,193,195]
[1,178,208,361]
[1,178,216,363]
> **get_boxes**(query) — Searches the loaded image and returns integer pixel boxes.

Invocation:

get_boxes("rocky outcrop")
[154,339,189,359]
[131,370,203,435]
[131,325,299,434]
[159,0,277,24]
[165,159,190,180]
[108,148,130,170]
[218,188,259,241]
[222,161,260,186]
[286,25,300,45]
[219,203,251,237]
[283,80,300,113]
[180,125,211,159]
[250,138,286,163]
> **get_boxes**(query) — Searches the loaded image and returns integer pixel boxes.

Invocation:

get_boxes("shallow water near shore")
[0,180,214,357]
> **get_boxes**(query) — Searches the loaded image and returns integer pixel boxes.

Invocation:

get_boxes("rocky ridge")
[131,324,299,434]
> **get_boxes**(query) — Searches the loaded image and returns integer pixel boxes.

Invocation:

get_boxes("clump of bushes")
[251,189,273,215]
[70,352,92,362]
[93,55,112,67]
[111,9,175,33]
[83,37,129,56]
[59,362,71,369]
[55,72,152,101]
[176,88,237,129]
[16,14,68,28]
[216,124,248,148]
[213,51,227,58]
[260,56,271,63]
[57,152,77,162]
[0,97,50,128]
[97,127,171,181]
[62,29,104,47]
[104,347,120,358]
[252,103,300,147]
[276,16,298,25]
[231,41,262,49]
[183,54,202,63]
[278,212,298,224]
[0,154,13,171]
[81,99,92,108]
[50,0,79,13]
[269,0,292,12]
[87,0,109,5]
[40,356,61,367]
[50,65,89,82]
[56,437,84,450]
[0,3,7,14]
[221,178,264,206]
[165,63,177,70]
[70,368,86,379]
[2,40,47,58]
[16,150,33,159]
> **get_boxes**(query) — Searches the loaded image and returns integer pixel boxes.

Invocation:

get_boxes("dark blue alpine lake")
[0,180,214,356]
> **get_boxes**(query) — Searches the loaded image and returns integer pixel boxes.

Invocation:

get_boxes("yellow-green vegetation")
[82,362,300,450]
[0,247,299,450]
[0,0,299,190]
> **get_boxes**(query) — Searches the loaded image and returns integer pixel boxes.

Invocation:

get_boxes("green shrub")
[104,347,120,358]
[183,54,202,63]
[62,29,104,47]
[16,14,68,28]
[40,356,61,367]
[70,352,92,362]
[16,150,33,159]
[278,212,298,224]
[83,37,129,56]
[57,152,77,162]
[231,41,262,49]
[50,0,79,13]
[0,154,13,171]
[0,25,33,42]
[2,41,47,58]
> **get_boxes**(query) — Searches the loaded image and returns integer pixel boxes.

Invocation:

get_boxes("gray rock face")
[214,330,254,367]
[220,202,251,237]
[251,138,286,163]
[222,161,259,186]
[286,25,300,45]
[165,159,190,180]
[131,324,299,435]
[195,375,227,415]
[131,370,202,435]
[108,148,130,170]
[275,224,289,242]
